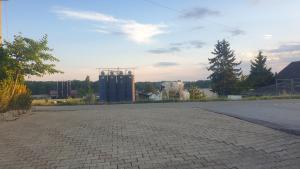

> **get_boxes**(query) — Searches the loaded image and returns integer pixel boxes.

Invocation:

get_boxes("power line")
[0,0,8,44]
[142,0,180,13]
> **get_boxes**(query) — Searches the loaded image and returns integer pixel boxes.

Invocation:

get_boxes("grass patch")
[32,98,85,106]
[32,95,300,106]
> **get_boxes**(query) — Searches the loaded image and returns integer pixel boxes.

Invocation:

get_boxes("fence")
[275,78,300,95]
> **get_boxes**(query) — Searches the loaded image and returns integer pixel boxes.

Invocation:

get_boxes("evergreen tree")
[247,51,274,88]
[208,39,241,95]
[85,75,93,95]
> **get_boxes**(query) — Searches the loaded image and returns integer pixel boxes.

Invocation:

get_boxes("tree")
[85,76,93,94]
[1,34,62,107]
[143,82,157,93]
[247,51,274,88]
[3,34,62,81]
[84,75,95,104]
[0,47,10,80]
[236,73,250,93]
[135,82,160,93]
[3,35,62,96]
[208,39,241,95]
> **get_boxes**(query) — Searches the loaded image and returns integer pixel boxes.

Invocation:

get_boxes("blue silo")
[125,71,135,102]
[117,71,126,102]
[99,71,108,102]
[108,72,117,102]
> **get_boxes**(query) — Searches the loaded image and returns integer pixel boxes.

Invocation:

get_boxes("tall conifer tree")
[208,39,241,95]
[247,51,274,88]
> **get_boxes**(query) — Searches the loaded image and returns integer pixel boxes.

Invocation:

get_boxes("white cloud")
[57,9,118,23]
[264,34,273,39]
[94,28,110,34]
[121,21,166,44]
[54,8,167,44]
[268,42,300,53]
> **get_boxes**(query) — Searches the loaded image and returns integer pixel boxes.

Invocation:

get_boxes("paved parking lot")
[196,99,300,135]
[0,103,300,169]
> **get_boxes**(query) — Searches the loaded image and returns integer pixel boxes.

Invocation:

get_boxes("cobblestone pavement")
[0,103,299,169]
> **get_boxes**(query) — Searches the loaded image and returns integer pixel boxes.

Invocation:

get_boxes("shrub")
[0,79,14,113]
[9,84,32,111]
[84,94,96,104]
[189,87,206,100]
[0,79,32,113]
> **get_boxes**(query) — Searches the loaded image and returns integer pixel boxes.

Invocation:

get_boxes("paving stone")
[0,103,299,169]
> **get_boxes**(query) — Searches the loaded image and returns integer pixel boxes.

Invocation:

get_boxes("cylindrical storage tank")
[99,73,108,102]
[108,73,117,102]
[125,74,135,102]
[64,81,71,98]
[57,81,63,99]
[62,81,67,98]
[68,81,72,97]
[117,72,126,102]
[131,75,135,102]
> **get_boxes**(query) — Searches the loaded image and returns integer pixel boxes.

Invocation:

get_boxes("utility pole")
[0,0,8,45]
[0,0,2,45]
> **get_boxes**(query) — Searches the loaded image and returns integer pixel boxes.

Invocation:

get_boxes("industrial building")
[99,68,135,103]
[49,81,73,99]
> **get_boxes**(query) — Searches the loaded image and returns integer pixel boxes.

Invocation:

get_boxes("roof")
[277,61,300,79]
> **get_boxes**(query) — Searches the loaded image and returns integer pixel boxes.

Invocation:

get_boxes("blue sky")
[3,0,300,81]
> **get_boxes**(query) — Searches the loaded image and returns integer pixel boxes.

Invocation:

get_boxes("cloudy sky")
[4,0,300,81]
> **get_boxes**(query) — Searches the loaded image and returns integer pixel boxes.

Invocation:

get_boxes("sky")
[3,0,300,82]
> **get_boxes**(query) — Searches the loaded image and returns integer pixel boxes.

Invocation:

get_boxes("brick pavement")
[0,103,299,169]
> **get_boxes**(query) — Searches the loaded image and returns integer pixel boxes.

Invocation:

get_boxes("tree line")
[26,79,99,96]
[26,80,211,96]
[208,39,275,96]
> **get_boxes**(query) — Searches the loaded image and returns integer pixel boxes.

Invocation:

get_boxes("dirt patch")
[0,110,32,121]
